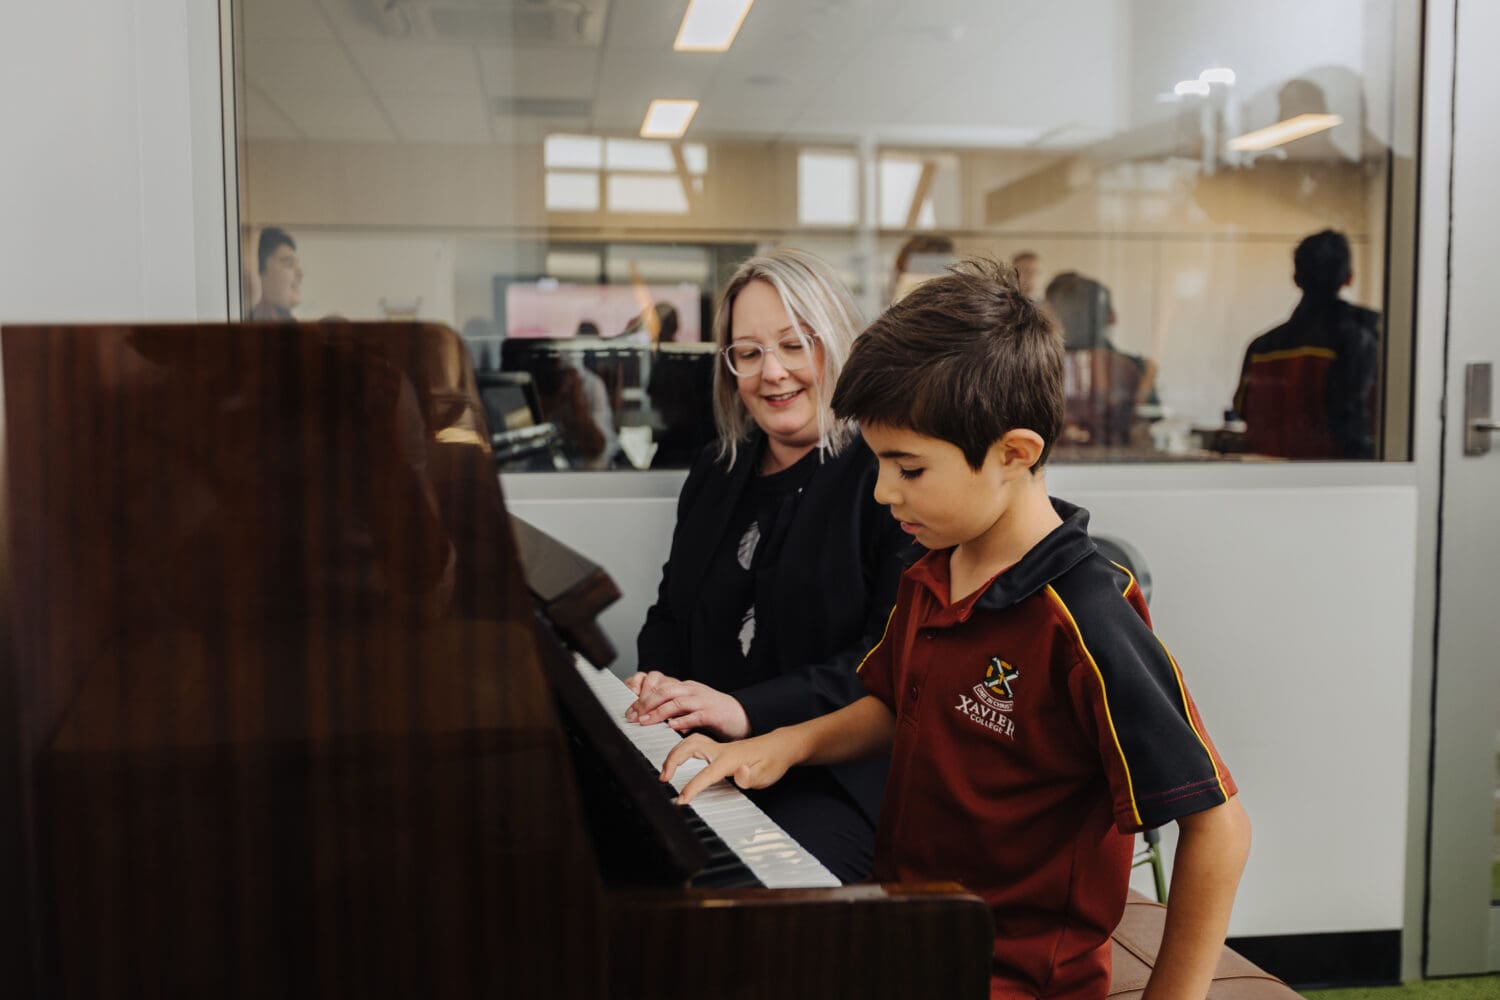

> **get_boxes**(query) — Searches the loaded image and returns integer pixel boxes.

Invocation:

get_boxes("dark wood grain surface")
[0,322,601,999]
[608,884,994,999]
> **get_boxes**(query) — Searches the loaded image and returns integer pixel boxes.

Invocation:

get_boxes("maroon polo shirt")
[859,500,1236,1000]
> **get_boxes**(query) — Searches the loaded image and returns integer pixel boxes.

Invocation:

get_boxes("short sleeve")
[1061,589,1236,833]
[857,591,904,710]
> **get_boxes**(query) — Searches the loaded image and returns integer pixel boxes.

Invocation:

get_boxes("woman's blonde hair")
[711,247,865,466]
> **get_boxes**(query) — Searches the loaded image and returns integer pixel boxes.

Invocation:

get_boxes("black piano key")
[680,804,761,889]
[692,863,760,889]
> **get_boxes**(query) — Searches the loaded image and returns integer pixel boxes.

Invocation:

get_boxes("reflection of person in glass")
[1011,250,1041,300]
[645,304,713,468]
[1234,230,1378,459]
[629,248,916,883]
[1044,272,1156,447]
[890,233,955,303]
[619,301,679,344]
[532,355,615,469]
[249,226,302,321]
[119,326,456,627]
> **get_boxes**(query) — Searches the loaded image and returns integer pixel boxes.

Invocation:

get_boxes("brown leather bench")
[1110,893,1302,998]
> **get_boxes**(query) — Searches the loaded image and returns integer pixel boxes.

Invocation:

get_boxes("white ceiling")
[239,0,1377,151]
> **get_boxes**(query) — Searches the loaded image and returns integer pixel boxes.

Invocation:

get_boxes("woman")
[628,248,917,883]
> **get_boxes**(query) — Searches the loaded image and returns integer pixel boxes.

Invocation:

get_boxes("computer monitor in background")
[474,371,560,469]
[646,343,717,468]
[476,372,543,432]
[496,278,701,343]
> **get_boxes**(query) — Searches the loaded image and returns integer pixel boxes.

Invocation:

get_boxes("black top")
[637,431,919,830]
[1234,294,1380,459]
[692,450,819,689]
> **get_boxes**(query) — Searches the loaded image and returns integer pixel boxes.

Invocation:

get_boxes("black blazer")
[637,432,918,826]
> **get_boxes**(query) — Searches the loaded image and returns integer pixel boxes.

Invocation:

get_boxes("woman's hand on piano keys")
[661,731,798,805]
[624,671,751,741]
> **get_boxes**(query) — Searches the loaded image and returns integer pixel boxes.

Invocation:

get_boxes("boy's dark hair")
[257,226,296,274]
[1293,229,1351,295]
[831,257,1064,470]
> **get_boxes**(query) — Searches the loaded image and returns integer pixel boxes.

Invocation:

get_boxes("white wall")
[1067,476,1415,937]
[506,464,1417,938]
[0,0,225,324]
[291,232,457,323]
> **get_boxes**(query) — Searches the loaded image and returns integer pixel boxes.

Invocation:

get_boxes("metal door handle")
[1466,364,1497,455]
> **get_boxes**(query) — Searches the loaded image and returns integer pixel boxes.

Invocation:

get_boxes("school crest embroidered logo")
[984,657,1020,701]
[955,656,1018,739]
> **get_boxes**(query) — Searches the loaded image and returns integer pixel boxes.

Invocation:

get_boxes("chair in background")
[474,371,564,469]
[1131,828,1168,904]
[645,342,717,468]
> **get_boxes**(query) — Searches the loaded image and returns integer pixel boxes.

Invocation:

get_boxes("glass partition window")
[233,0,1419,470]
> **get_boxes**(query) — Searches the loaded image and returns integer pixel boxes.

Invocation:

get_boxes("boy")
[662,258,1250,999]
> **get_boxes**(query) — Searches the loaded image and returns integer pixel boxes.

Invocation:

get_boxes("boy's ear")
[997,428,1046,472]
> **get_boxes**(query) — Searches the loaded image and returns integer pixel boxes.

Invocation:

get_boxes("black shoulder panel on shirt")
[1049,553,1230,830]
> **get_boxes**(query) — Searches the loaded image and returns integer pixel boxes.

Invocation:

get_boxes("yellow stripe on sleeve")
[1157,639,1231,802]
[1045,585,1143,828]
[856,604,898,674]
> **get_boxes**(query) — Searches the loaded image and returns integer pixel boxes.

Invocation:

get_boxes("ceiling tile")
[590,48,717,128]
[283,95,396,141]
[243,86,304,140]
[346,40,483,97]
[383,95,492,143]
[602,0,685,49]
[481,46,601,100]
[241,0,334,42]
[245,39,369,98]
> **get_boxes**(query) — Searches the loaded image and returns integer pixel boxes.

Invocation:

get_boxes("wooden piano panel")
[0,323,601,999]
[608,885,994,999]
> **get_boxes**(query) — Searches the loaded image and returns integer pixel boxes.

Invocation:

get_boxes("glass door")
[1425,0,1500,975]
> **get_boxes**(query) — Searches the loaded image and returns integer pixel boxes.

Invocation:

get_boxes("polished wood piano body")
[0,322,991,999]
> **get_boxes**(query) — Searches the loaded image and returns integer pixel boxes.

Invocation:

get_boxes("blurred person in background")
[1011,250,1042,300]
[1045,271,1157,448]
[890,233,956,303]
[249,226,302,321]
[1233,229,1378,459]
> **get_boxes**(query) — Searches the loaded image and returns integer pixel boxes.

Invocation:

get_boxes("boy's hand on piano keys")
[661,732,795,805]
[624,671,750,740]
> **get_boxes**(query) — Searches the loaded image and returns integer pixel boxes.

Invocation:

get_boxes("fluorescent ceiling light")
[1174,79,1210,98]
[640,99,699,139]
[1198,67,1237,86]
[674,0,755,52]
[1227,113,1343,152]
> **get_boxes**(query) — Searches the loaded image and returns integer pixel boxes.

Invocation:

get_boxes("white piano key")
[574,654,841,889]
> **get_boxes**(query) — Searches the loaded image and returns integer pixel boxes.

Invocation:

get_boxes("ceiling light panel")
[640,99,699,138]
[1227,113,1343,152]
[674,0,755,52]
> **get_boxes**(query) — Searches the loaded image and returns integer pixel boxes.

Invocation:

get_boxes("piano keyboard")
[572,654,842,889]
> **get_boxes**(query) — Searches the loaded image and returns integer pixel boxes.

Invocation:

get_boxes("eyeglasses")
[721,334,820,378]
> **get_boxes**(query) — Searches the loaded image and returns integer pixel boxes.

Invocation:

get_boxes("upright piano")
[0,322,992,999]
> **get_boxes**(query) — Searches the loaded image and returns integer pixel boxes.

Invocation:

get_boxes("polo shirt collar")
[907,498,1096,618]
